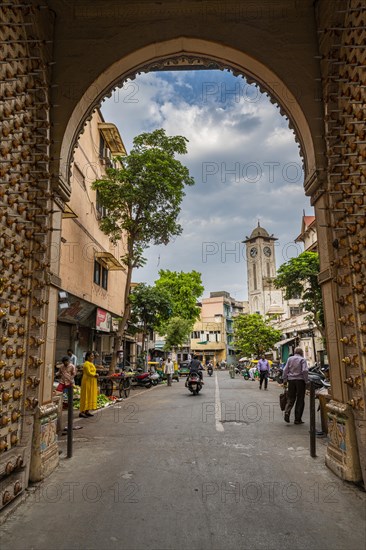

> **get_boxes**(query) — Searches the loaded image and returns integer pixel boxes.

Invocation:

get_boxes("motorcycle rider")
[186,355,204,386]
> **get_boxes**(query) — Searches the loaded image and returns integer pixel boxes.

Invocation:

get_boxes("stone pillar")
[316,0,366,484]
[0,1,58,508]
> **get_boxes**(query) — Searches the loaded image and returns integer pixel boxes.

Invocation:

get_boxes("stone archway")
[53,30,366,488]
[0,0,365,511]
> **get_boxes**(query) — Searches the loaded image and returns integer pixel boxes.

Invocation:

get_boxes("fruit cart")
[97,372,131,398]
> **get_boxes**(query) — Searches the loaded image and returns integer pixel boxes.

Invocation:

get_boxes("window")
[290,306,303,316]
[101,266,108,290]
[253,263,257,290]
[94,260,101,285]
[94,260,108,290]
[99,134,105,159]
[96,189,107,219]
[74,164,86,189]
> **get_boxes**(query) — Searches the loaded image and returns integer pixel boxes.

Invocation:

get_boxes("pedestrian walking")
[79,351,99,418]
[282,347,309,424]
[164,356,175,387]
[257,355,270,390]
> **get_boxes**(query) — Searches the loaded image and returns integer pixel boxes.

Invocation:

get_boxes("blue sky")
[101,70,312,301]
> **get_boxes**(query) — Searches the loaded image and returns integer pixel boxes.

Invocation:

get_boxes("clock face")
[250,247,258,258]
[263,246,271,257]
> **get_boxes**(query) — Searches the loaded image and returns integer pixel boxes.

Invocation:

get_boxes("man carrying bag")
[282,347,309,424]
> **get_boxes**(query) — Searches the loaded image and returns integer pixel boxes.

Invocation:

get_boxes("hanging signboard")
[96,308,111,332]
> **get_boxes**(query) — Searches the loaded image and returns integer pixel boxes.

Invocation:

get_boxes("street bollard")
[309,381,316,458]
[67,385,73,458]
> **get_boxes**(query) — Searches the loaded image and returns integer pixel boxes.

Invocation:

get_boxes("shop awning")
[98,123,127,155]
[197,340,208,344]
[154,342,165,350]
[62,203,78,219]
[95,252,125,271]
[274,337,295,348]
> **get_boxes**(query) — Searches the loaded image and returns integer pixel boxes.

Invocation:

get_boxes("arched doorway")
[0,1,364,510]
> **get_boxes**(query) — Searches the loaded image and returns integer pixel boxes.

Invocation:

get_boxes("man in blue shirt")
[257,355,270,390]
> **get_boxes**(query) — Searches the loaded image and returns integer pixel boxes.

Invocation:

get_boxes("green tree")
[233,313,281,357]
[129,284,172,361]
[273,251,325,336]
[163,317,193,351]
[155,269,204,326]
[92,129,194,368]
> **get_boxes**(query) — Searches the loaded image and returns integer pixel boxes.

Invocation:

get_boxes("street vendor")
[56,356,76,392]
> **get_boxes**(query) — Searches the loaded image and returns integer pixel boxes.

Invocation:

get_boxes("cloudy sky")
[101,69,312,301]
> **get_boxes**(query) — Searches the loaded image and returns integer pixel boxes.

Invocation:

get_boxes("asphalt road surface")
[1,372,365,550]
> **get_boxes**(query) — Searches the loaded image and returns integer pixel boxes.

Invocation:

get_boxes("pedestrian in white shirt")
[164,356,175,387]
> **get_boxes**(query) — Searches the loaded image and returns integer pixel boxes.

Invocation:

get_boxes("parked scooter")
[186,372,202,395]
[241,367,250,380]
[149,371,160,386]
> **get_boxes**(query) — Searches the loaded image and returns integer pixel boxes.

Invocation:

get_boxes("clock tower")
[243,223,283,316]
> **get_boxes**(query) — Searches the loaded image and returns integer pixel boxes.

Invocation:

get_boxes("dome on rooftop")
[249,223,270,239]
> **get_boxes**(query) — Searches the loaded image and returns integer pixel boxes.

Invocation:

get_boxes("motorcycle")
[269,365,283,384]
[186,372,202,395]
[130,369,153,389]
[207,365,213,377]
[308,364,331,390]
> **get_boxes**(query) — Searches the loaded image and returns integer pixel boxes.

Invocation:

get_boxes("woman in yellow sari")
[79,351,98,418]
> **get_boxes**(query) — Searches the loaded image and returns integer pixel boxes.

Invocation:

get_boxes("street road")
[2,372,365,550]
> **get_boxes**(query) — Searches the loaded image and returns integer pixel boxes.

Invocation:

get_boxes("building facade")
[56,109,129,368]
[274,213,324,367]
[192,291,248,365]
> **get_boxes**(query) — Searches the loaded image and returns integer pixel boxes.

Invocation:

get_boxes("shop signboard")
[58,294,96,325]
[96,308,111,332]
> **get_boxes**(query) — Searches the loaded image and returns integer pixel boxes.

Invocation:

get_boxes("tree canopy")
[163,317,193,351]
[155,269,204,325]
[233,313,281,357]
[273,251,324,335]
[129,284,172,335]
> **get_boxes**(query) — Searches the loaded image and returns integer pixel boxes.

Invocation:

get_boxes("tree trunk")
[109,255,134,373]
